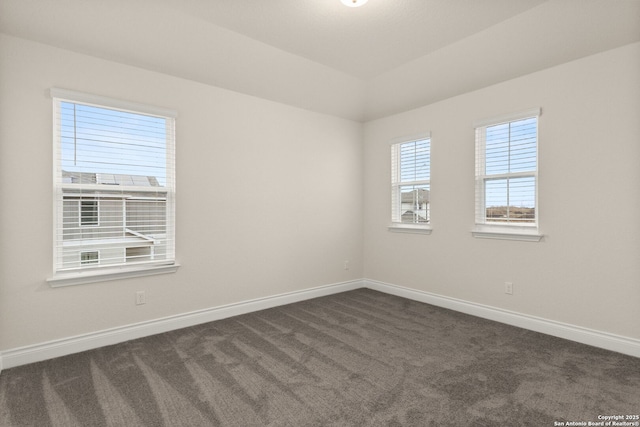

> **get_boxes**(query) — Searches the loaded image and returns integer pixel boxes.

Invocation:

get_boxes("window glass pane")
[400,139,430,182]
[509,118,537,173]
[399,184,430,223]
[485,179,508,221]
[54,94,175,274]
[485,123,510,175]
[508,176,536,223]
[476,112,538,227]
[485,118,537,175]
[126,247,152,263]
[485,177,535,223]
[60,102,168,186]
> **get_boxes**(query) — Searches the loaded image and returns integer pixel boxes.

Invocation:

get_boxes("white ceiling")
[155,0,547,79]
[1,0,639,121]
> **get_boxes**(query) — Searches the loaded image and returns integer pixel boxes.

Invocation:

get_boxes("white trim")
[364,279,640,358]
[50,88,177,118]
[388,131,431,146]
[0,280,364,370]
[473,107,541,128]
[47,263,180,287]
[63,193,138,199]
[3,277,637,371]
[388,224,432,234]
[471,225,543,242]
[63,184,169,194]
[125,228,157,243]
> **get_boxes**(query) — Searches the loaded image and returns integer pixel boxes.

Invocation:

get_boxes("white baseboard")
[364,279,640,358]
[0,279,364,371]
[1,277,637,373]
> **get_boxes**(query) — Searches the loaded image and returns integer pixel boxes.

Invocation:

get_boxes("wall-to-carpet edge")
[1,278,638,375]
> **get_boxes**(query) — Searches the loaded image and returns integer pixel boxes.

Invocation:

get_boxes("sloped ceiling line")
[0,0,638,121]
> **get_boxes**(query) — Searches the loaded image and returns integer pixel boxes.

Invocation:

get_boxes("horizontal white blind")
[475,113,538,225]
[52,91,176,273]
[391,137,431,224]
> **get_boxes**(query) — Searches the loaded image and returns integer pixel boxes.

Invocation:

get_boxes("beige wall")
[1,33,638,354]
[363,42,640,339]
[0,34,363,350]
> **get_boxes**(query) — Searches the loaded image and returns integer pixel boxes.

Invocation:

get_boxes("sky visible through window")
[484,117,536,211]
[60,102,168,187]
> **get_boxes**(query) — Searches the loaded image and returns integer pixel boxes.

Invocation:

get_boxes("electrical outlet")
[505,282,513,295]
[135,291,146,305]
[344,260,350,270]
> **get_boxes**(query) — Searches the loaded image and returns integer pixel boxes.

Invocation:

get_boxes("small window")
[390,135,431,233]
[80,200,99,226]
[473,109,542,241]
[80,251,99,265]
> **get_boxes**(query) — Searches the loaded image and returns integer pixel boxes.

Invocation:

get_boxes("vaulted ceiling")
[1,0,639,121]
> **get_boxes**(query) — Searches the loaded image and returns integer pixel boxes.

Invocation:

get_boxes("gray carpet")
[1,289,638,426]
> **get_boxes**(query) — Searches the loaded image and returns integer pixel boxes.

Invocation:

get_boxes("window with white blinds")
[475,109,539,228]
[50,89,176,284]
[390,135,431,231]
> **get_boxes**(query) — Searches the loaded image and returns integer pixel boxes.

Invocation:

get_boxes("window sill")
[472,225,542,242]
[47,263,180,287]
[388,224,432,235]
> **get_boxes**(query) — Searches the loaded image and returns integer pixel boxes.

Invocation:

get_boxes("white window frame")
[389,133,432,235]
[47,88,179,287]
[472,108,542,242]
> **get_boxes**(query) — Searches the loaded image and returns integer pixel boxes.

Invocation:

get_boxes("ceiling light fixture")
[341,0,368,7]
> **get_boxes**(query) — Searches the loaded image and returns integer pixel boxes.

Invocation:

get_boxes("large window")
[390,135,431,233]
[474,109,541,241]
[49,89,177,285]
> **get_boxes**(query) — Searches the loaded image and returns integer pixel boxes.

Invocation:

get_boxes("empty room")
[1,0,639,425]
